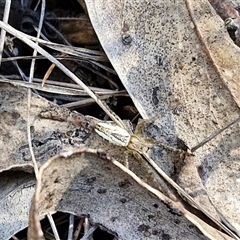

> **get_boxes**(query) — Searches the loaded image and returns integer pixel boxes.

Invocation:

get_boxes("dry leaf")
[0,82,93,239]
[0,82,94,238]
[85,0,240,235]
[0,82,233,238]
[29,148,212,240]
[0,171,35,239]
[0,82,92,173]
[1,83,209,239]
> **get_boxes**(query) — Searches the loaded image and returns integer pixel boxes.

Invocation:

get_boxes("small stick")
[0,0,11,66]
[191,116,240,152]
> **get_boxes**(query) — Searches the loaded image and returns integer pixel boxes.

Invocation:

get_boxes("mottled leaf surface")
[85,0,240,234]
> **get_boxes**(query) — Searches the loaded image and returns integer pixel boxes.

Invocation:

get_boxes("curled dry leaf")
[85,0,240,236]
[29,147,219,240]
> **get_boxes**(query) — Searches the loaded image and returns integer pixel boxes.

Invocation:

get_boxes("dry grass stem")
[0,20,126,128]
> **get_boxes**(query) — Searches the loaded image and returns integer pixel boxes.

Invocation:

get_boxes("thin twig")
[46,214,60,240]
[1,28,107,61]
[2,55,115,74]
[11,236,19,240]
[27,0,46,178]
[73,218,84,240]
[80,226,97,240]
[0,0,11,66]
[44,21,71,45]
[26,1,60,239]
[67,214,74,240]
[34,0,41,11]
[191,116,240,152]
[0,77,127,96]
[83,217,90,235]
